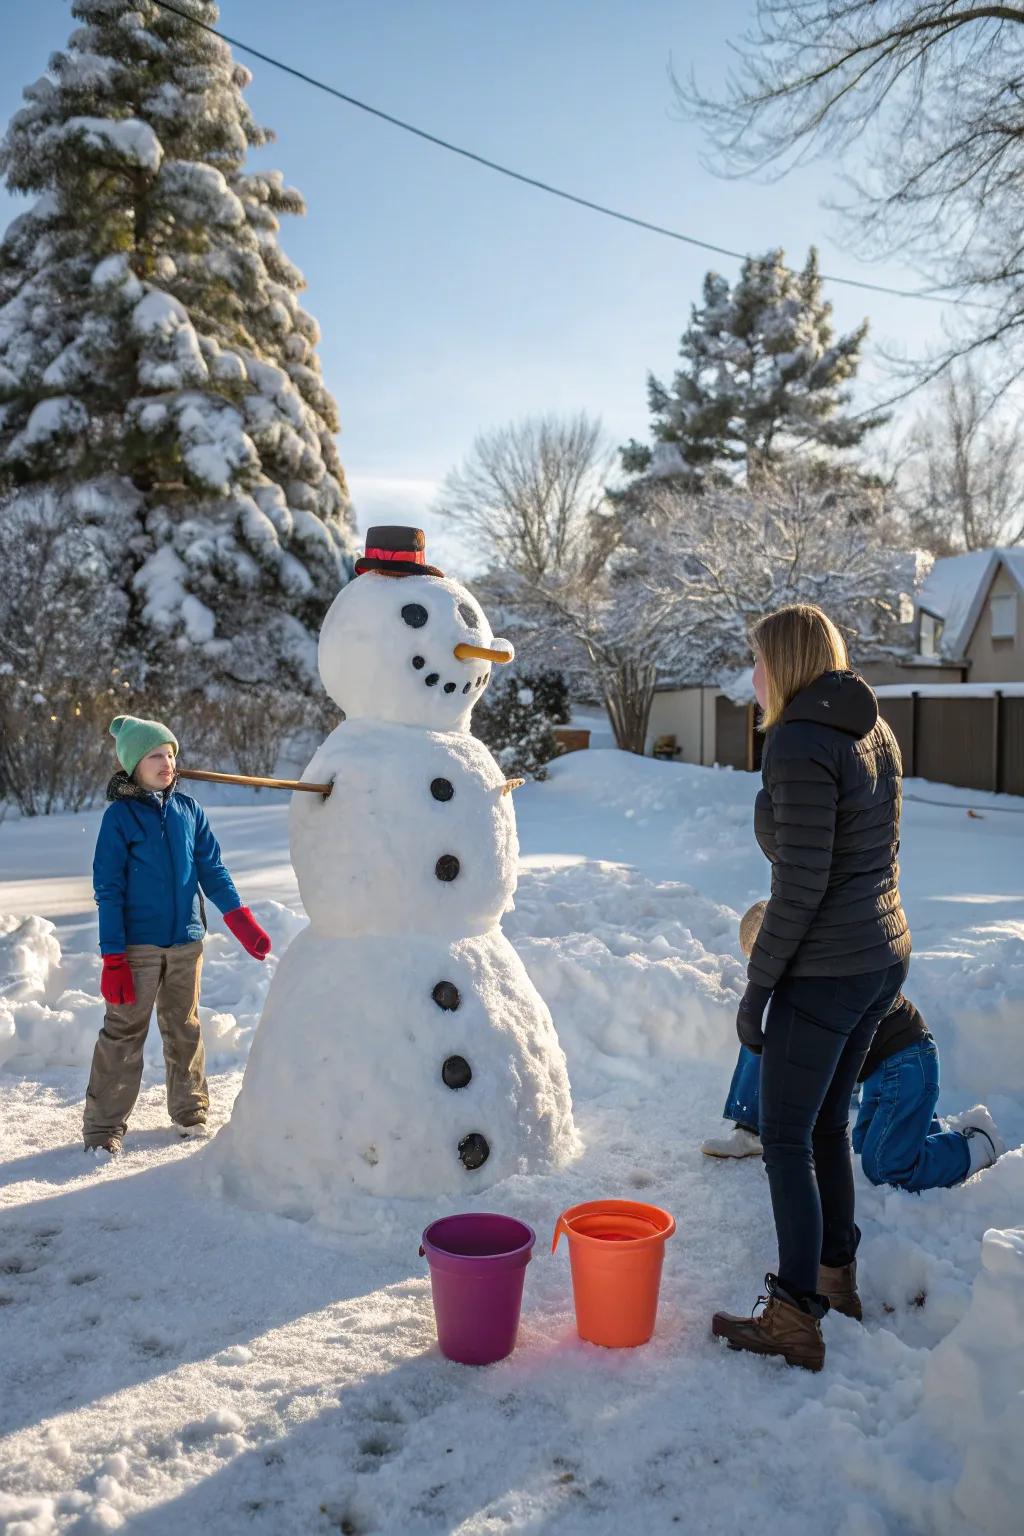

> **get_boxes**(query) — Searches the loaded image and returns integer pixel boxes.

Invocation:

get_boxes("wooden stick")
[178,767,334,796]
[179,767,524,798]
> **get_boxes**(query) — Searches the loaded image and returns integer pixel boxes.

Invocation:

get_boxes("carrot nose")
[453,642,514,664]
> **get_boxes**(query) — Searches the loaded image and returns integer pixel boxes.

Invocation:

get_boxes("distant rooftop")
[917,547,1024,658]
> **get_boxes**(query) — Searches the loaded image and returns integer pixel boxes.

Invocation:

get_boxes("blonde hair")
[751,604,849,729]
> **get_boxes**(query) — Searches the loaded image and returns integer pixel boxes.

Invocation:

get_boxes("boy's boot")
[818,1260,862,1321]
[712,1274,827,1371]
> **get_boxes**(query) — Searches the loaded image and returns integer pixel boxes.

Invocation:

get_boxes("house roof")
[916,548,1024,658]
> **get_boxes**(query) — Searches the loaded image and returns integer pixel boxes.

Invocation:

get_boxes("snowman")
[215,526,577,1210]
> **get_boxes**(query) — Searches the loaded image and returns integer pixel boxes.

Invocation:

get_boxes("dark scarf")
[106,770,179,806]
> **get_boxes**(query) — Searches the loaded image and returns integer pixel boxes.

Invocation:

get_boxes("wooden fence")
[877,692,1024,797]
[711,691,1024,796]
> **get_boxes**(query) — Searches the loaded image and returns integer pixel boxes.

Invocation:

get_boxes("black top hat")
[354,526,444,579]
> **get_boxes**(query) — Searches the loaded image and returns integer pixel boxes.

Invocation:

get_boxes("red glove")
[224,906,271,960]
[101,954,136,1007]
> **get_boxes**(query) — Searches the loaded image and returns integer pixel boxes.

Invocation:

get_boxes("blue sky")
[2,0,948,564]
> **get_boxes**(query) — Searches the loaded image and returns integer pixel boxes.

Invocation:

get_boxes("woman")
[711,605,910,1372]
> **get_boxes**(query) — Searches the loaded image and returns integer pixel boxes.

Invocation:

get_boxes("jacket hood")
[781,670,878,739]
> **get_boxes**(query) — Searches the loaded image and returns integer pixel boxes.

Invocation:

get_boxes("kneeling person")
[854,995,1004,1189]
[703,901,1005,1189]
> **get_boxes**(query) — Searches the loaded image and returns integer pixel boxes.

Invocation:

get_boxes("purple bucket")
[419,1213,536,1365]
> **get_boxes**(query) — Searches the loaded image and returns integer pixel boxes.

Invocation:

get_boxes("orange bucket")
[552,1199,676,1348]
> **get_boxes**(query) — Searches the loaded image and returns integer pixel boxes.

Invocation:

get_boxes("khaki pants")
[83,940,207,1144]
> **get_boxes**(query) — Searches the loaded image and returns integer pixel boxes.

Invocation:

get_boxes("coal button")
[442,1056,472,1090]
[458,1132,489,1170]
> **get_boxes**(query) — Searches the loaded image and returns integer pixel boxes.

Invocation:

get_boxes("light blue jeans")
[853,1037,971,1191]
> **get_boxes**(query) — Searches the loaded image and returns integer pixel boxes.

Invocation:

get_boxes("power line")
[150,0,986,312]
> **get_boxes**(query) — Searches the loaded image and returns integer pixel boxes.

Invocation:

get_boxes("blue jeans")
[853,1037,971,1191]
[724,1046,761,1133]
[759,961,909,1297]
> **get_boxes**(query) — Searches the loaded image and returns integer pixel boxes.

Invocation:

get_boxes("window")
[991,594,1017,641]
[919,610,944,657]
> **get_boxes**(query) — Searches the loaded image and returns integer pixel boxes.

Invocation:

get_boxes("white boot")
[701,1126,762,1159]
[963,1117,1006,1175]
[945,1103,1005,1148]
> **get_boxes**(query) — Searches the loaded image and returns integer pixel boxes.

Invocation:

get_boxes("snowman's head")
[319,570,514,730]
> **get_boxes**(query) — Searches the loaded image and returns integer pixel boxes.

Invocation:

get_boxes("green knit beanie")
[109,715,179,777]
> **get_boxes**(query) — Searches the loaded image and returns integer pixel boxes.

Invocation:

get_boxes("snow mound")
[508,861,744,1086]
[541,747,745,816]
[0,903,302,1073]
[925,1226,1024,1532]
[0,913,62,1001]
[536,749,756,873]
[910,922,1024,1099]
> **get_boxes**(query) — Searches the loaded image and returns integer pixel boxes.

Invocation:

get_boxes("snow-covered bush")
[472,669,569,780]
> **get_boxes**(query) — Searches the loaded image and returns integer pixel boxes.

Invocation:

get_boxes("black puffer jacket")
[748,670,911,990]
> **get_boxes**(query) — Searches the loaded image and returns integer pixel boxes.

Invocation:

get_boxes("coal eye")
[458,602,480,628]
[401,603,428,629]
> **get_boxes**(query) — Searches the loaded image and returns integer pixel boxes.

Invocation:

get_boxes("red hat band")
[354,525,444,579]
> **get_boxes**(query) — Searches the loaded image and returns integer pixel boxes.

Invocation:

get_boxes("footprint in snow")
[356,1430,402,1471]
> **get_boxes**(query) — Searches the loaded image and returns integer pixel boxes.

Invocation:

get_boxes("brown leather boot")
[818,1260,862,1321]
[712,1275,826,1371]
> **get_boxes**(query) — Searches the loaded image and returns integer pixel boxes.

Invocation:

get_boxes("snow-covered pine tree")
[621,248,886,486]
[0,0,356,742]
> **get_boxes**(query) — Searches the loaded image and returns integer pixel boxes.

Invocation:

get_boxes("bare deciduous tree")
[441,413,675,752]
[467,431,915,753]
[900,366,1024,553]
[437,413,614,584]
[503,561,670,755]
[681,2,1024,387]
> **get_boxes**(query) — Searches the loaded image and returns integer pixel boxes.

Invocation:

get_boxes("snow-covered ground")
[1,752,1022,1535]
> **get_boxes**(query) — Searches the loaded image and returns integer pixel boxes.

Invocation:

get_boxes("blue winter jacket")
[93,774,241,955]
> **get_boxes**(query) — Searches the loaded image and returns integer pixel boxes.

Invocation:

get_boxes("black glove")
[736,983,772,1055]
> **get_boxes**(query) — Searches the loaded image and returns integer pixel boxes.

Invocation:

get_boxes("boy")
[703,901,1005,1189]
[85,714,271,1154]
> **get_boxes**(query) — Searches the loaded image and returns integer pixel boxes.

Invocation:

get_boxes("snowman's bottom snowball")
[212,926,578,1208]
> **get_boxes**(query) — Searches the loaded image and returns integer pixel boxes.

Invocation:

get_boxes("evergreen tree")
[0,0,356,720]
[621,248,886,486]
[472,669,567,780]
[528,669,571,729]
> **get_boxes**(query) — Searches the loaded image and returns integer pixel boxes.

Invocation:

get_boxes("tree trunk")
[602,659,657,754]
